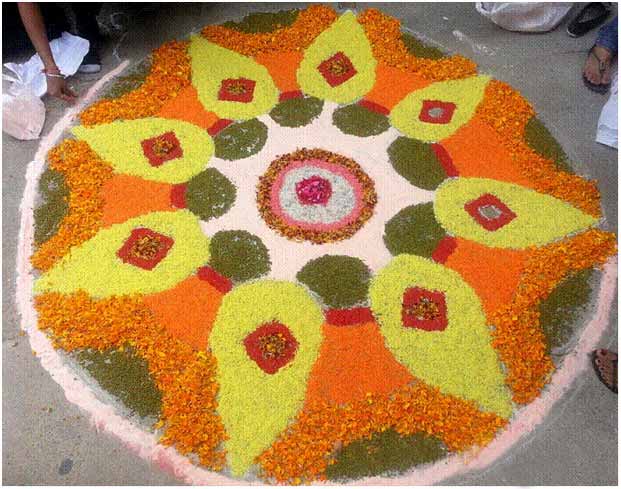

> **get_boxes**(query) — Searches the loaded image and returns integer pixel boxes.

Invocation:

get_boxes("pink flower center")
[295,176,332,205]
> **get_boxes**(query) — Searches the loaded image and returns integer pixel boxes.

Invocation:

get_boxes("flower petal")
[34,210,209,297]
[369,254,513,418]
[434,177,598,248]
[72,118,213,184]
[297,11,376,104]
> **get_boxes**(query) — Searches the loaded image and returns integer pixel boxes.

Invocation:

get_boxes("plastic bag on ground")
[1,84,45,140]
[476,3,573,32]
[596,72,618,149]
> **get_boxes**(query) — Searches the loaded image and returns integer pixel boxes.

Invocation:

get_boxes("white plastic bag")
[2,31,89,140]
[596,72,618,149]
[2,76,45,140]
[476,3,573,32]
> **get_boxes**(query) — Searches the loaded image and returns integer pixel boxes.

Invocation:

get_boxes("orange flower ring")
[24,6,616,485]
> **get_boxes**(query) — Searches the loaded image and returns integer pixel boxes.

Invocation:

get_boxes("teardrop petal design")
[434,177,598,248]
[369,254,513,418]
[209,281,324,476]
[390,75,490,142]
[297,11,377,104]
[189,36,279,120]
[72,118,214,184]
[34,210,210,298]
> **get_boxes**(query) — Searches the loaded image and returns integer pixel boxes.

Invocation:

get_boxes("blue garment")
[596,17,618,54]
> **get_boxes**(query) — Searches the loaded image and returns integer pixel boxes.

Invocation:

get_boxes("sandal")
[592,349,617,394]
[583,46,613,94]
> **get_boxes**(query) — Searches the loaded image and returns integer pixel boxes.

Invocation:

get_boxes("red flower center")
[244,322,299,374]
[117,228,174,270]
[295,175,333,205]
[317,52,357,87]
[218,78,256,103]
[141,132,183,167]
[401,287,448,332]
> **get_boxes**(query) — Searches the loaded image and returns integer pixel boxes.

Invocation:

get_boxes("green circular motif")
[387,136,446,190]
[333,103,390,137]
[185,168,236,221]
[269,96,324,128]
[383,203,446,257]
[214,119,268,161]
[209,230,271,282]
[296,255,371,308]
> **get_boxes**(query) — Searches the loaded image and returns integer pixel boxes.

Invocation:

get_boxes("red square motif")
[402,287,448,331]
[464,193,517,231]
[218,78,256,103]
[317,52,357,87]
[141,132,183,167]
[244,322,298,374]
[117,228,174,270]
[419,100,457,124]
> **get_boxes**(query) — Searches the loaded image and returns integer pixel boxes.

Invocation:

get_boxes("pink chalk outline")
[16,58,618,485]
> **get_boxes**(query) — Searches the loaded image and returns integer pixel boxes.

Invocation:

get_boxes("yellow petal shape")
[297,11,376,104]
[390,75,489,142]
[34,211,210,298]
[210,281,324,476]
[189,36,279,120]
[72,118,213,184]
[434,177,598,248]
[369,254,513,418]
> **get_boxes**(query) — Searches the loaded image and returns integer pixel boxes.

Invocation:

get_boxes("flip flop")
[582,46,612,94]
[592,349,617,394]
[567,2,612,38]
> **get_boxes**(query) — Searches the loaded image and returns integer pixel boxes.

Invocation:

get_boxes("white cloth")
[596,72,618,149]
[476,3,573,32]
[4,32,89,97]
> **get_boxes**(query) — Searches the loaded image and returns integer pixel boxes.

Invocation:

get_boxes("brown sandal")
[592,349,618,394]
[583,46,613,94]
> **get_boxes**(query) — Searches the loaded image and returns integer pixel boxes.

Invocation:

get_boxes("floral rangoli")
[25,6,617,485]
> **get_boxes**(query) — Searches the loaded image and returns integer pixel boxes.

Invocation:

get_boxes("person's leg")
[72,3,103,73]
[73,3,103,45]
[595,17,618,55]
[584,16,617,91]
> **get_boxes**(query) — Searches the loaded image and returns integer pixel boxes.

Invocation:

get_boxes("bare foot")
[593,349,617,394]
[583,45,613,86]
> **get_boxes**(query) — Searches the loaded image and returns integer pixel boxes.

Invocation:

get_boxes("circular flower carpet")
[19,6,617,485]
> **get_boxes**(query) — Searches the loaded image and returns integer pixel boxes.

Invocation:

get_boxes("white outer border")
[15,59,618,486]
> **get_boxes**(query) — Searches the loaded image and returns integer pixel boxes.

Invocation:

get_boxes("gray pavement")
[2,3,617,485]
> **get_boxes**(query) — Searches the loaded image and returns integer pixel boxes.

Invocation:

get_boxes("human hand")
[45,72,78,103]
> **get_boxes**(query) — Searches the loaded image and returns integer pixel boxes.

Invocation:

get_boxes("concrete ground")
[2,2,617,485]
